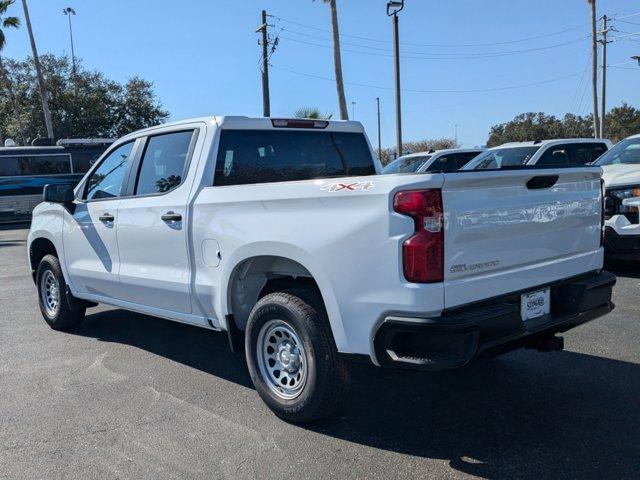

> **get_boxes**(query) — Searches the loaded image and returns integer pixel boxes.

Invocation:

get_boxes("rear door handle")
[161,211,182,222]
[99,213,114,222]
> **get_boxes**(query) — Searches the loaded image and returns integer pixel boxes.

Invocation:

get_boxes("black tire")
[36,254,85,331]
[245,290,347,423]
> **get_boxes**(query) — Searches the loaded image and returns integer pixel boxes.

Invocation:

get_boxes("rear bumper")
[373,270,616,371]
[604,227,640,259]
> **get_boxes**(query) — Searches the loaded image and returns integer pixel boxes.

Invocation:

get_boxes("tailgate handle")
[527,175,559,190]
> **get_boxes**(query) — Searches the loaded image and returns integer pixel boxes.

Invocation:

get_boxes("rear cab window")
[464,146,539,170]
[214,130,376,186]
[538,143,608,166]
[382,155,430,174]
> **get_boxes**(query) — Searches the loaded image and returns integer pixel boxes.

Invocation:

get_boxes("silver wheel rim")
[40,270,60,317]
[256,319,308,400]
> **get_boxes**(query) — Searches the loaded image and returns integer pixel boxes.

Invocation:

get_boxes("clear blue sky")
[3,0,639,147]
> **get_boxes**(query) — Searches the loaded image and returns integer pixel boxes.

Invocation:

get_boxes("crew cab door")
[115,128,200,314]
[63,141,138,298]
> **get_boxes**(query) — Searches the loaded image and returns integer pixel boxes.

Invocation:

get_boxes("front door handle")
[99,213,114,222]
[161,211,182,222]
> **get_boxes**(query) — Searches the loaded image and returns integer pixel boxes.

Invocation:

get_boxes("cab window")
[134,130,194,195]
[85,142,134,200]
[538,143,608,166]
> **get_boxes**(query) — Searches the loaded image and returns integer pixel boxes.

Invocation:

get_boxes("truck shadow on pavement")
[74,308,639,480]
[606,261,640,279]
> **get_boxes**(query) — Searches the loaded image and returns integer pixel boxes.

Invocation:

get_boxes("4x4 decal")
[321,181,375,192]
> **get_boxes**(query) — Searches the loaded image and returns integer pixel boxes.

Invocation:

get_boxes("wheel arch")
[28,236,58,283]
[222,248,347,352]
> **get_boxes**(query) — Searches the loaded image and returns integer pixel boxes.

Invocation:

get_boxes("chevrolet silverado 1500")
[28,116,615,422]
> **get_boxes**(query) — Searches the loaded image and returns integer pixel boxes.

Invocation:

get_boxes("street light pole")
[376,97,381,159]
[387,1,404,158]
[63,7,76,77]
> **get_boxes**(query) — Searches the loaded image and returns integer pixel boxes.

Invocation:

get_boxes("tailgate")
[442,168,603,308]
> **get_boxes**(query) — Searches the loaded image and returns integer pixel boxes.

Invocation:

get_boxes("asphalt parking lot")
[1,224,639,480]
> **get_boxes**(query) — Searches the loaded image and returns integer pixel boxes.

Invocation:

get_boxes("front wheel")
[245,291,347,423]
[36,254,85,331]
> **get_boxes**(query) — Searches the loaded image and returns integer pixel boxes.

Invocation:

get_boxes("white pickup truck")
[595,133,640,259]
[28,116,615,422]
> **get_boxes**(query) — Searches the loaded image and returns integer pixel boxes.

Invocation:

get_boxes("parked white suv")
[28,117,615,422]
[464,138,611,170]
[381,148,484,174]
[594,133,640,259]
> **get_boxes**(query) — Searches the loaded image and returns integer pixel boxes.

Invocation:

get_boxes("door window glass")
[452,151,481,169]
[427,155,457,171]
[135,130,194,195]
[85,142,134,200]
[538,146,570,166]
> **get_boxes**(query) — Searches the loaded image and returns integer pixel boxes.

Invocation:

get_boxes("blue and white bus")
[0,139,113,222]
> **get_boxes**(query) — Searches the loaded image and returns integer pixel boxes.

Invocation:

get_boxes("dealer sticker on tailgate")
[520,288,551,322]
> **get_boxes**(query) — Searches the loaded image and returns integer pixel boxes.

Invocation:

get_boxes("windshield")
[381,155,431,174]
[463,146,540,170]
[595,137,640,166]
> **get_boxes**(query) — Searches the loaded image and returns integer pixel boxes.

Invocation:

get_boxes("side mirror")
[43,184,75,204]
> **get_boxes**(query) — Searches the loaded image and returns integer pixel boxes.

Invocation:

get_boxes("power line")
[569,55,591,113]
[615,12,640,20]
[609,65,640,70]
[612,36,640,43]
[616,19,640,27]
[281,27,589,57]
[279,34,588,61]
[613,30,640,38]
[273,15,588,47]
[270,64,584,93]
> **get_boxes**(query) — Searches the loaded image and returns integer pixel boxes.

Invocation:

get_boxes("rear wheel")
[245,290,347,423]
[36,255,85,331]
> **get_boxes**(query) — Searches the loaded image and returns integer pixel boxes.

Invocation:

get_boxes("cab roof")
[396,147,484,160]
[495,138,610,149]
[118,116,366,142]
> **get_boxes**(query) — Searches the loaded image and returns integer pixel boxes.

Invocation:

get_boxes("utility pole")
[63,7,76,77]
[599,14,612,138]
[351,101,356,120]
[588,0,600,138]
[387,1,404,157]
[22,0,54,142]
[454,124,458,146]
[376,97,381,158]
[256,10,271,117]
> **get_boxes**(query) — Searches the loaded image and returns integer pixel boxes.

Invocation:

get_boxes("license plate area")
[520,288,551,322]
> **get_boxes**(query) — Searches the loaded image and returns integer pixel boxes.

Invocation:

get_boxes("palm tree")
[294,107,332,120]
[22,0,54,142]
[0,0,26,144]
[317,0,348,120]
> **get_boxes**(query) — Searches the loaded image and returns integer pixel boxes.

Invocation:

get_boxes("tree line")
[487,103,640,147]
[0,54,168,144]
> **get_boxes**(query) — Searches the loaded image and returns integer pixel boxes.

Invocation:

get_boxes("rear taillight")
[600,178,605,247]
[393,189,444,283]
